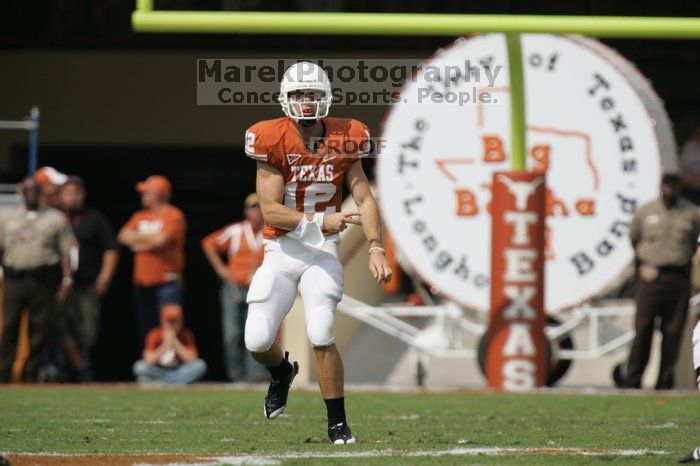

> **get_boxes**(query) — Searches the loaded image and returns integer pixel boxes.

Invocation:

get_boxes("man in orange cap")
[118,175,186,346]
[132,303,206,385]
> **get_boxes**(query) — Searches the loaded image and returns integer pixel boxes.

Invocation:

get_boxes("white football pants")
[244,234,343,353]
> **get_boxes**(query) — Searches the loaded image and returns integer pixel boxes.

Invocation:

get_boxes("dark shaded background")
[1,1,699,380]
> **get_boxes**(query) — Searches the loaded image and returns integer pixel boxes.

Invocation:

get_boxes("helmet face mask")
[286,90,329,121]
[280,62,332,124]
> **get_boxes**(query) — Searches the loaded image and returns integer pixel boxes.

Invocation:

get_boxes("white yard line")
[642,421,678,429]
[13,446,668,466]
[210,447,668,459]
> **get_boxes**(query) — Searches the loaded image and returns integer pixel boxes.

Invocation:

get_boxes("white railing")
[338,294,700,361]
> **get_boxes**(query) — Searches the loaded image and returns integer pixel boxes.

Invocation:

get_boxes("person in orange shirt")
[202,193,265,382]
[132,304,206,385]
[118,175,186,345]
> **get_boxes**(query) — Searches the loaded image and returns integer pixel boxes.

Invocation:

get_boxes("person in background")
[617,173,700,390]
[0,177,75,383]
[118,175,186,346]
[201,193,264,382]
[680,124,700,205]
[35,166,68,209]
[53,176,119,380]
[132,303,206,385]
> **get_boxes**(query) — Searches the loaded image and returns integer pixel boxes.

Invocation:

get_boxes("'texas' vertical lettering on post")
[487,171,547,390]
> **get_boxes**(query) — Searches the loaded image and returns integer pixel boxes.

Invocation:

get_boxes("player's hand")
[369,250,393,284]
[322,210,362,233]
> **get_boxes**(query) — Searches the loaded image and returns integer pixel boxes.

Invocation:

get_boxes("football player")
[243,61,392,444]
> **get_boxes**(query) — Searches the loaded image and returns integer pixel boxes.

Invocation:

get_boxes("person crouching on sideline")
[132,304,206,385]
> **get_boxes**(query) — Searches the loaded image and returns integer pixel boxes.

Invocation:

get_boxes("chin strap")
[287,213,325,250]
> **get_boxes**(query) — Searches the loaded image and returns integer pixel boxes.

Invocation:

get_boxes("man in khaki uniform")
[620,173,700,389]
[0,177,75,383]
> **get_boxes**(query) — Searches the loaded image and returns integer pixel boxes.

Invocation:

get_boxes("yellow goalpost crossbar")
[132,2,700,38]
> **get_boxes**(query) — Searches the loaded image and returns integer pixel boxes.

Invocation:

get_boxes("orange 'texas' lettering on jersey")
[290,164,334,183]
[245,117,370,239]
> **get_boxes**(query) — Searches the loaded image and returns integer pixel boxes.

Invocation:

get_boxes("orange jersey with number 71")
[245,117,371,239]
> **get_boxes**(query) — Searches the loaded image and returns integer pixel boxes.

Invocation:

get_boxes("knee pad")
[307,326,336,348]
[305,298,337,348]
[300,265,340,349]
[244,305,276,353]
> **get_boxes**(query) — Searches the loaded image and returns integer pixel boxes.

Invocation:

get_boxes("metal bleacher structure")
[0,107,38,208]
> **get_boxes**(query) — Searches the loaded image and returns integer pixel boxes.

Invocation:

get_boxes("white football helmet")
[279,61,332,123]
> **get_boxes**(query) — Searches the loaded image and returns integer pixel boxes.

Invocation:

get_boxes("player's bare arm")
[346,160,392,284]
[256,161,305,230]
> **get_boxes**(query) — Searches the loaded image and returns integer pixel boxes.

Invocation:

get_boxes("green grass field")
[0,386,698,465]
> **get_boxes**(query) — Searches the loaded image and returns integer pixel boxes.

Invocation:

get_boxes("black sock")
[267,357,292,381]
[324,397,346,426]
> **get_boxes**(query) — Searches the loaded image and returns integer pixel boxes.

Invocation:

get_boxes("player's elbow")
[259,200,276,222]
[357,194,378,215]
[259,202,289,229]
